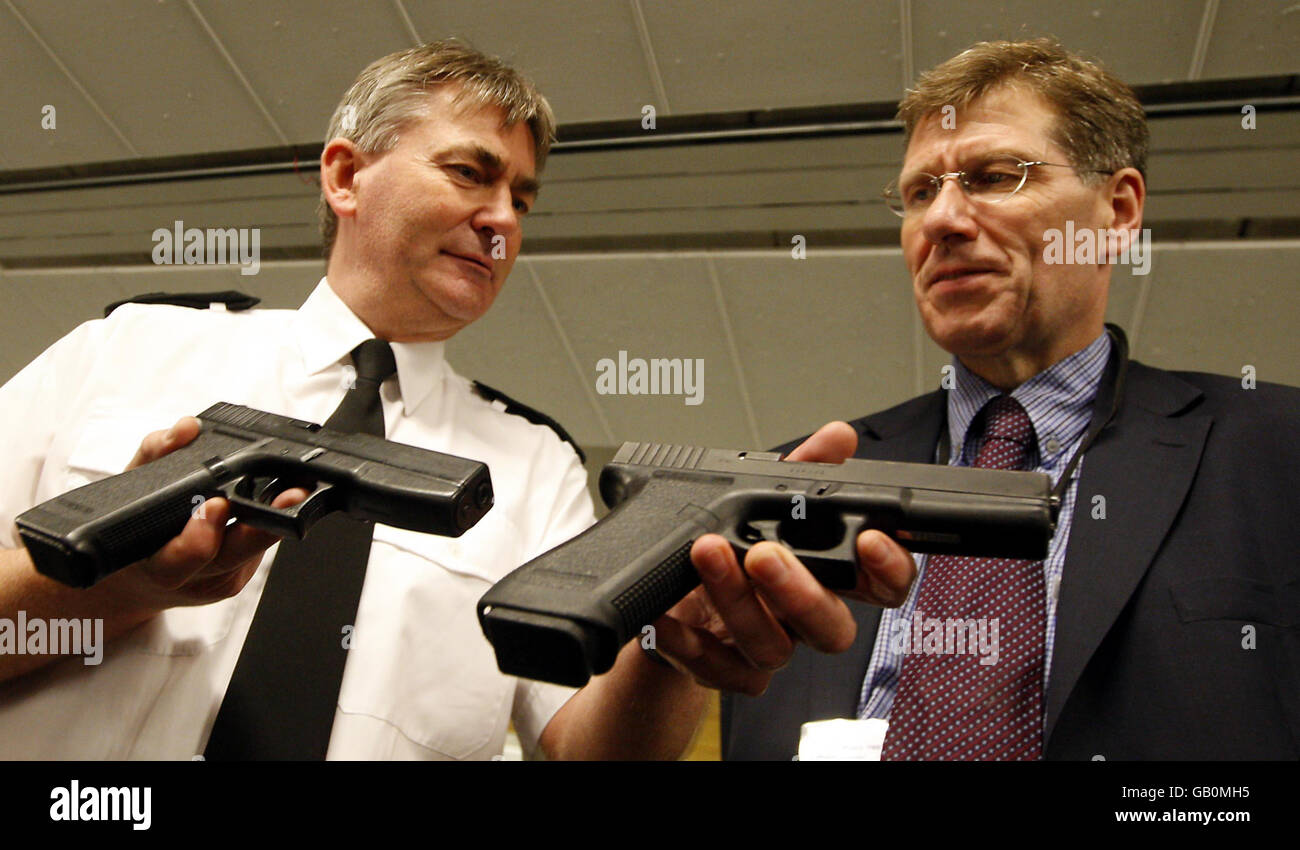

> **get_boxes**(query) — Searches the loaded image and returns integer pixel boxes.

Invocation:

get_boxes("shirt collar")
[291,277,447,417]
[946,330,1112,469]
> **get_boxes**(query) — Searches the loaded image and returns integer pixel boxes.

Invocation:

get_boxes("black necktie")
[204,339,397,760]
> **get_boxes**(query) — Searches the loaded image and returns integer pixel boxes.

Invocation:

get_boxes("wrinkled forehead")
[901,85,1063,172]
[440,84,545,167]
[402,88,538,164]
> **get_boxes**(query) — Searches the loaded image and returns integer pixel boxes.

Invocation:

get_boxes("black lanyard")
[935,323,1130,507]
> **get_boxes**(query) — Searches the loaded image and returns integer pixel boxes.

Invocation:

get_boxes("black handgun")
[479,441,1059,687]
[17,402,494,588]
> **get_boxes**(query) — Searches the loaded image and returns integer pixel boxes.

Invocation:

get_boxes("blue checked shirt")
[858,331,1112,719]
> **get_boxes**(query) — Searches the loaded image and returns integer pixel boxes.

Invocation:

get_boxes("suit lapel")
[1044,362,1212,742]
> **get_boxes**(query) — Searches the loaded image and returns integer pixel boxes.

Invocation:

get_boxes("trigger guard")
[218,480,340,540]
[780,513,868,591]
[803,511,872,564]
[285,483,342,532]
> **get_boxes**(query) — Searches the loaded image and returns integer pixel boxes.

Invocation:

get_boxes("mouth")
[443,251,493,278]
[926,266,1002,289]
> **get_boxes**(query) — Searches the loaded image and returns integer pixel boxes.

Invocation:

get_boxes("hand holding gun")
[18,402,494,589]
[480,427,1057,687]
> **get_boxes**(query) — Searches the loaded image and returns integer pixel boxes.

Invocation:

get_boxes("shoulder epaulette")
[471,380,587,464]
[104,290,260,317]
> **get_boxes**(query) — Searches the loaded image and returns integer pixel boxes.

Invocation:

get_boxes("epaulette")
[104,290,260,317]
[471,380,587,464]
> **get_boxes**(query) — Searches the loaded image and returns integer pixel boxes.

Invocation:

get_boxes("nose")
[918,176,979,246]
[473,183,522,241]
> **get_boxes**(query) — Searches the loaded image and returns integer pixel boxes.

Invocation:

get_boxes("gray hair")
[318,39,556,256]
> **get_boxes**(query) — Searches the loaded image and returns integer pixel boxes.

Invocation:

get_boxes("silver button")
[1044,437,1062,454]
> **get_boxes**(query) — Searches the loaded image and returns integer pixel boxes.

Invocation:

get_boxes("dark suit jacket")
[722,360,1300,759]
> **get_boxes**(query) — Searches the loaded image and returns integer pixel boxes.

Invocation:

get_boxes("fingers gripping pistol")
[479,441,1059,687]
[17,402,494,588]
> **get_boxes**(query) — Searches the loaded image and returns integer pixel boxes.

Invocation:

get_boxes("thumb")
[783,421,857,464]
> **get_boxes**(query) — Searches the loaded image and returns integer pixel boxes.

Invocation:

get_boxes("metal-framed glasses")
[882,157,1113,217]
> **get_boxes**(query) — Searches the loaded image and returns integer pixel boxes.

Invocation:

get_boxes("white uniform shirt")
[0,279,594,759]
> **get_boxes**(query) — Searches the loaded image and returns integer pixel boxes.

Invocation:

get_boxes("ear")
[320,138,365,221]
[1104,166,1145,236]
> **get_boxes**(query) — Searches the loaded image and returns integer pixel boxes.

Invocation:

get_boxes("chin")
[418,278,498,320]
[923,309,1020,358]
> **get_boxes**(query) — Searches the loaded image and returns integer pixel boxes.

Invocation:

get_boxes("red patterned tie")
[882,395,1045,760]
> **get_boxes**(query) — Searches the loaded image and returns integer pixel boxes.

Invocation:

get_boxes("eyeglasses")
[882,158,1113,218]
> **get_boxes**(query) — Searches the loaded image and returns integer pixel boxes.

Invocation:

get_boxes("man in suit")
[696,38,1299,759]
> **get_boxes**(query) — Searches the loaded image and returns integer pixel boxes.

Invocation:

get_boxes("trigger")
[736,519,780,545]
[291,483,339,530]
[217,478,340,539]
[252,476,285,503]
[722,519,780,563]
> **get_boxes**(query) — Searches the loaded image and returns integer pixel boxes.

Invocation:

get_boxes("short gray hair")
[318,39,556,256]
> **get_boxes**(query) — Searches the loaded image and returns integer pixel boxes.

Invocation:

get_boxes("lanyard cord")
[935,324,1130,511]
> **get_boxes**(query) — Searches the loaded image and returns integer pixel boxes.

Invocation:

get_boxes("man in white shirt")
[2,39,896,760]
[0,277,596,758]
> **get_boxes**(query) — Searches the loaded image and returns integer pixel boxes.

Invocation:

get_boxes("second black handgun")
[479,441,1058,687]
